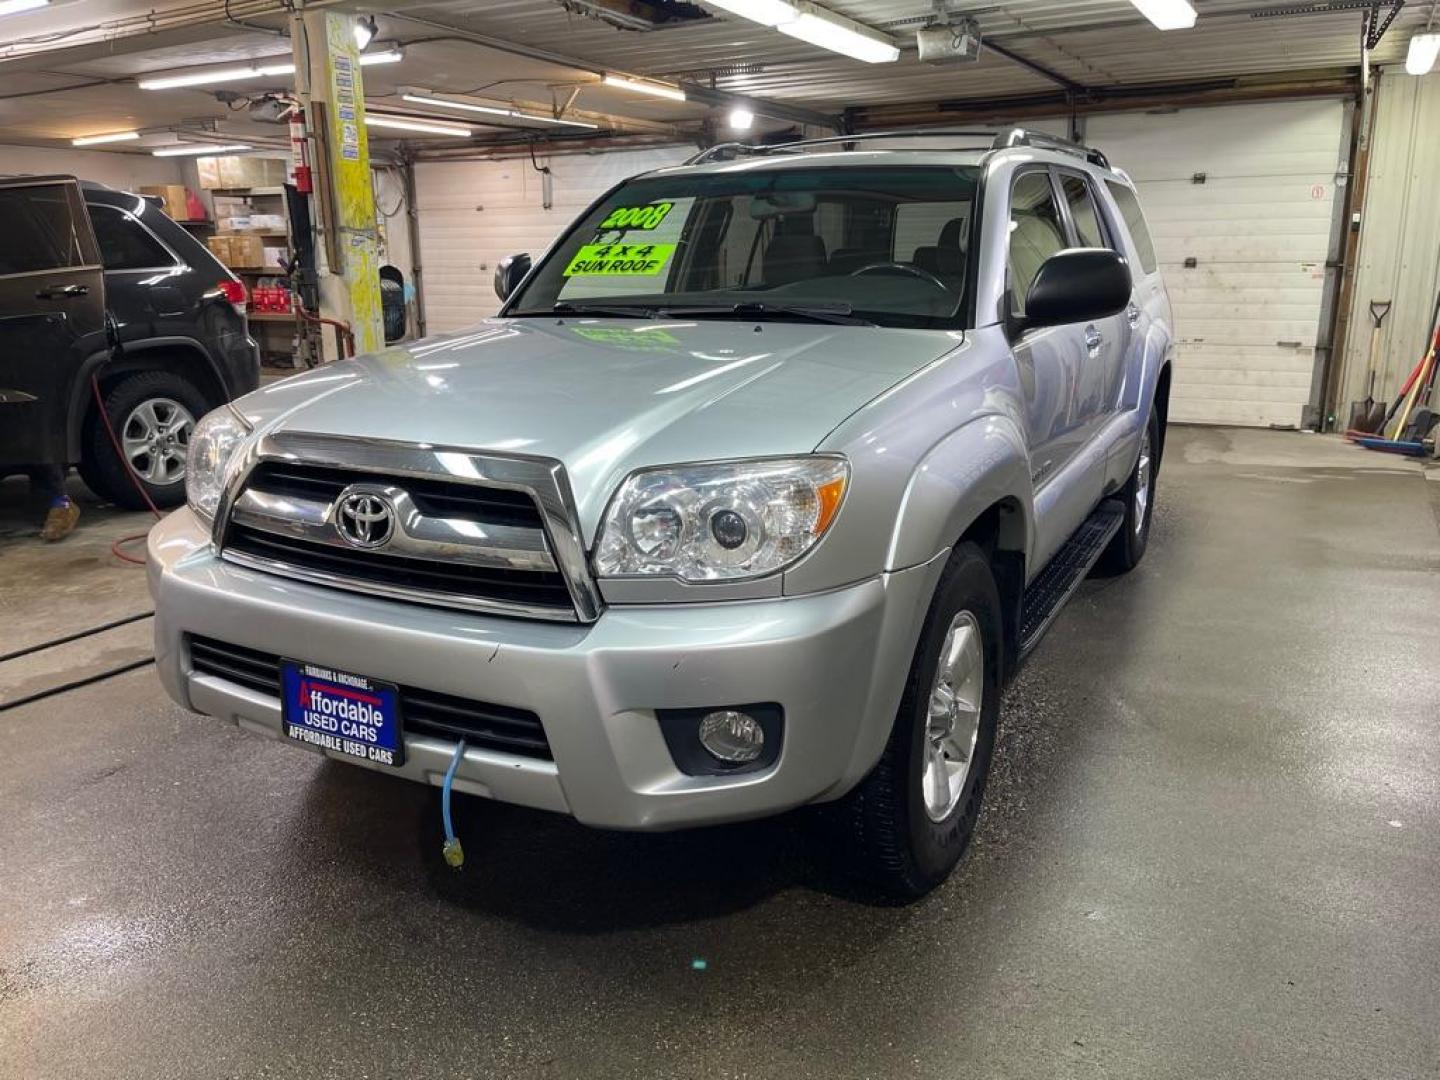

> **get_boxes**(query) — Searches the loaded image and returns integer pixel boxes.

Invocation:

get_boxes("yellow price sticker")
[564,242,676,277]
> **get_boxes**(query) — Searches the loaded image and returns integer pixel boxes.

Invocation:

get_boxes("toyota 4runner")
[148,129,1174,897]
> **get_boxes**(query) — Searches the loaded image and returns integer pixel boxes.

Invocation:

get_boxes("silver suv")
[149,129,1173,897]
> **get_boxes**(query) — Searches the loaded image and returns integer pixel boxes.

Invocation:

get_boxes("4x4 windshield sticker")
[564,242,676,277]
[597,202,674,231]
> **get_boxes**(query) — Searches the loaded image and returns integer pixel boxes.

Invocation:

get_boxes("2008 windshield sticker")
[598,202,673,231]
[564,242,677,277]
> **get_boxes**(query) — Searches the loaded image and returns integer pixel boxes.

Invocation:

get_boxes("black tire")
[847,541,1003,900]
[83,370,209,510]
[1100,405,1160,574]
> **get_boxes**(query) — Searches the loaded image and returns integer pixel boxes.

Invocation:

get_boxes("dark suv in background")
[0,175,259,509]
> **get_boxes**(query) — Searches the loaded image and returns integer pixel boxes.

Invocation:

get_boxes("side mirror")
[493,253,532,302]
[1019,248,1131,332]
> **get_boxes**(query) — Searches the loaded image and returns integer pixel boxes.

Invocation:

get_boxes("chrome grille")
[217,444,591,622]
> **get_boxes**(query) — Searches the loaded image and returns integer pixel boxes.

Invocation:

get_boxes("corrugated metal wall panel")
[1088,100,1347,427]
[1336,69,1440,425]
[415,146,693,333]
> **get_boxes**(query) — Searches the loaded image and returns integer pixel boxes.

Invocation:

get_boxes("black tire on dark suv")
[81,369,211,510]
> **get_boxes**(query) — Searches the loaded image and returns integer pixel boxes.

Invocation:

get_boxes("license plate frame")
[279,659,404,768]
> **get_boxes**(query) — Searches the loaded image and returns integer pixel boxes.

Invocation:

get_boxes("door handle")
[35,283,89,300]
[1084,325,1103,355]
[1126,303,1141,328]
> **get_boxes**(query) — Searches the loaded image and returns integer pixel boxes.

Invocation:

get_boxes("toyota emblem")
[334,487,396,548]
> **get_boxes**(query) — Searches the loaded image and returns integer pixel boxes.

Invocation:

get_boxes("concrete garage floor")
[2,428,1438,1080]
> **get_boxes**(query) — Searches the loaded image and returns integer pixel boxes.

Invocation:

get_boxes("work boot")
[40,500,80,542]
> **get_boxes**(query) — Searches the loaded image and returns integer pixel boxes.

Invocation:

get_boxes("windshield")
[506,165,980,329]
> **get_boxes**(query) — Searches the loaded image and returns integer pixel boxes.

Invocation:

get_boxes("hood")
[234,318,962,536]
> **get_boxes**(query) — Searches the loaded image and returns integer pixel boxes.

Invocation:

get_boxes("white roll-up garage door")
[415,145,694,333]
[1088,100,1349,427]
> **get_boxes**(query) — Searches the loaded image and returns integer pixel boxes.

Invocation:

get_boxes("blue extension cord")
[441,740,467,869]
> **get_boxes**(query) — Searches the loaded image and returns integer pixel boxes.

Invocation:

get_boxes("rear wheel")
[83,370,206,510]
[847,542,1003,900]
[1100,404,1160,573]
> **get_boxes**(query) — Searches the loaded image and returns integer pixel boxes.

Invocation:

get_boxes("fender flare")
[65,337,226,461]
[885,412,1035,574]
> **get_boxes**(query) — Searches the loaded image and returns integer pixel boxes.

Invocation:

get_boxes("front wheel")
[847,542,1003,900]
[1100,405,1160,573]
[83,370,207,510]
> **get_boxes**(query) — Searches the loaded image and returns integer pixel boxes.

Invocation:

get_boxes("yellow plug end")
[442,837,464,869]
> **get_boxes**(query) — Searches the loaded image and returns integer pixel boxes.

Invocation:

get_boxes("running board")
[1017,500,1126,662]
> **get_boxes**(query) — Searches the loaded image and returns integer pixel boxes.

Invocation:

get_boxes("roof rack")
[685,126,1110,170]
[992,127,1111,170]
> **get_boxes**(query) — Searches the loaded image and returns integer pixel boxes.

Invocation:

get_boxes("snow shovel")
[1350,299,1391,433]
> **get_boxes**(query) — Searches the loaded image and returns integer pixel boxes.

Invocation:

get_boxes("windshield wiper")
[543,301,658,319]
[662,302,874,327]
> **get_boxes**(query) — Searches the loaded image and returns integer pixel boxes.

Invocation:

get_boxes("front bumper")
[147,509,941,830]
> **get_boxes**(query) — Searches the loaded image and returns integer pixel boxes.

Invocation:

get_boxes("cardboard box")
[196,156,222,189]
[262,246,288,269]
[226,234,264,267]
[215,155,287,189]
[206,235,232,264]
[212,195,247,217]
[139,184,185,219]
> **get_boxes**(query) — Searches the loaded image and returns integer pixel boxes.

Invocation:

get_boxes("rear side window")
[0,183,94,276]
[1105,181,1157,274]
[1007,171,1067,317]
[1059,174,1107,249]
[88,203,174,271]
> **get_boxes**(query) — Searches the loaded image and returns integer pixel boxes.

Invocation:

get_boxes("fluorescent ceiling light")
[139,49,401,90]
[139,62,294,90]
[602,74,687,101]
[402,93,598,129]
[359,48,403,66]
[728,106,755,130]
[151,143,252,157]
[1128,0,1197,31]
[777,7,900,63]
[365,114,473,137]
[1406,33,1440,75]
[72,131,140,146]
[706,0,797,27]
[0,0,49,17]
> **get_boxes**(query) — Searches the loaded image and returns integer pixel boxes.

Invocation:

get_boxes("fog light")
[698,709,764,763]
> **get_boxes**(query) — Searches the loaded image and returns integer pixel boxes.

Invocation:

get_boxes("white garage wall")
[0,144,185,191]
[1088,100,1349,428]
[415,145,695,333]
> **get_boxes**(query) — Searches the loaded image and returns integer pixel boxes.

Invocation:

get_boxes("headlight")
[185,405,251,523]
[594,456,848,582]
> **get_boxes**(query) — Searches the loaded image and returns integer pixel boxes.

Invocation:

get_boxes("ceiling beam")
[983,40,1089,92]
[387,12,843,132]
[847,69,1361,128]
